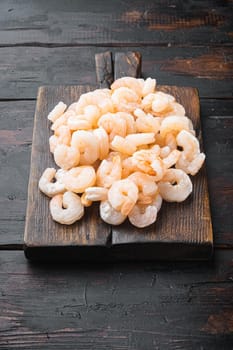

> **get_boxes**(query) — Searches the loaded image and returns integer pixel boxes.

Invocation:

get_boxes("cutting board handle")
[95,51,142,88]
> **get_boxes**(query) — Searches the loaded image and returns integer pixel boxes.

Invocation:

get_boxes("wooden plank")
[0,250,233,349]
[0,100,232,248]
[95,51,113,88]
[0,0,232,46]
[0,46,232,99]
[24,86,111,260]
[114,51,141,79]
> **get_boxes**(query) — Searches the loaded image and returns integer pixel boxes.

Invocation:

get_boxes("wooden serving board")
[24,52,213,261]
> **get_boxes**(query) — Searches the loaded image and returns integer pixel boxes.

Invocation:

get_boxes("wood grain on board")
[24,52,213,261]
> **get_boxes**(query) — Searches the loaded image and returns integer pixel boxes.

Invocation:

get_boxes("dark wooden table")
[0,1,232,349]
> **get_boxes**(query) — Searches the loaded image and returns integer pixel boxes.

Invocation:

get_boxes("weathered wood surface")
[0,250,232,349]
[0,0,232,347]
[0,46,232,99]
[114,52,142,79]
[0,0,232,46]
[95,51,113,88]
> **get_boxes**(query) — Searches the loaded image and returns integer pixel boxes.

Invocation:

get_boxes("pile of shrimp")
[39,77,205,228]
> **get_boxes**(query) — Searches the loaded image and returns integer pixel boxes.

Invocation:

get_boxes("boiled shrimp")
[117,112,136,134]
[98,112,127,141]
[125,133,155,148]
[128,202,158,228]
[142,77,156,97]
[47,101,67,123]
[75,89,114,115]
[152,91,175,115]
[176,130,205,175]
[63,165,96,193]
[51,110,74,131]
[134,109,160,134]
[39,168,66,197]
[99,200,127,225]
[108,179,139,216]
[110,135,136,155]
[71,130,99,165]
[54,125,72,146]
[111,77,144,97]
[162,149,180,168]
[53,144,80,170]
[50,191,84,225]
[132,149,165,180]
[158,168,192,202]
[111,87,140,113]
[128,172,158,197]
[165,102,185,117]
[93,127,109,160]
[84,186,108,201]
[96,154,122,188]
[159,116,191,139]
[80,192,92,207]
[176,130,200,161]
[49,125,71,153]
[121,156,139,178]
[176,152,206,176]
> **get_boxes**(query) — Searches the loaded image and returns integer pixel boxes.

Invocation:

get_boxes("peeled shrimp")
[160,116,191,139]
[176,130,205,175]
[98,113,127,142]
[53,145,80,170]
[152,91,175,115]
[63,165,96,193]
[67,114,92,131]
[176,130,200,161]
[49,125,72,153]
[121,156,139,178]
[39,168,66,197]
[51,110,74,131]
[71,130,99,165]
[50,191,84,225]
[85,186,108,201]
[47,101,67,122]
[117,112,136,134]
[68,105,100,131]
[75,89,114,115]
[108,179,139,216]
[110,135,136,155]
[132,149,165,180]
[142,77,156,97]
[141,92,174,115]
[158,168,192,202]
[96,154,122,188]
[93,127,109,160]
[165,102,185,117]
[111,77,144,97]
[125,133,155,148]
[128,172,158,197]
[100,200,127,225]
[128,202,158,228]
[135,109,160,134]
[111,87,140,113]
[176,152,206,176]
[80,192,92,207]
[54,125,72,146]
[162,149,180,168]
[55,168,67,183]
